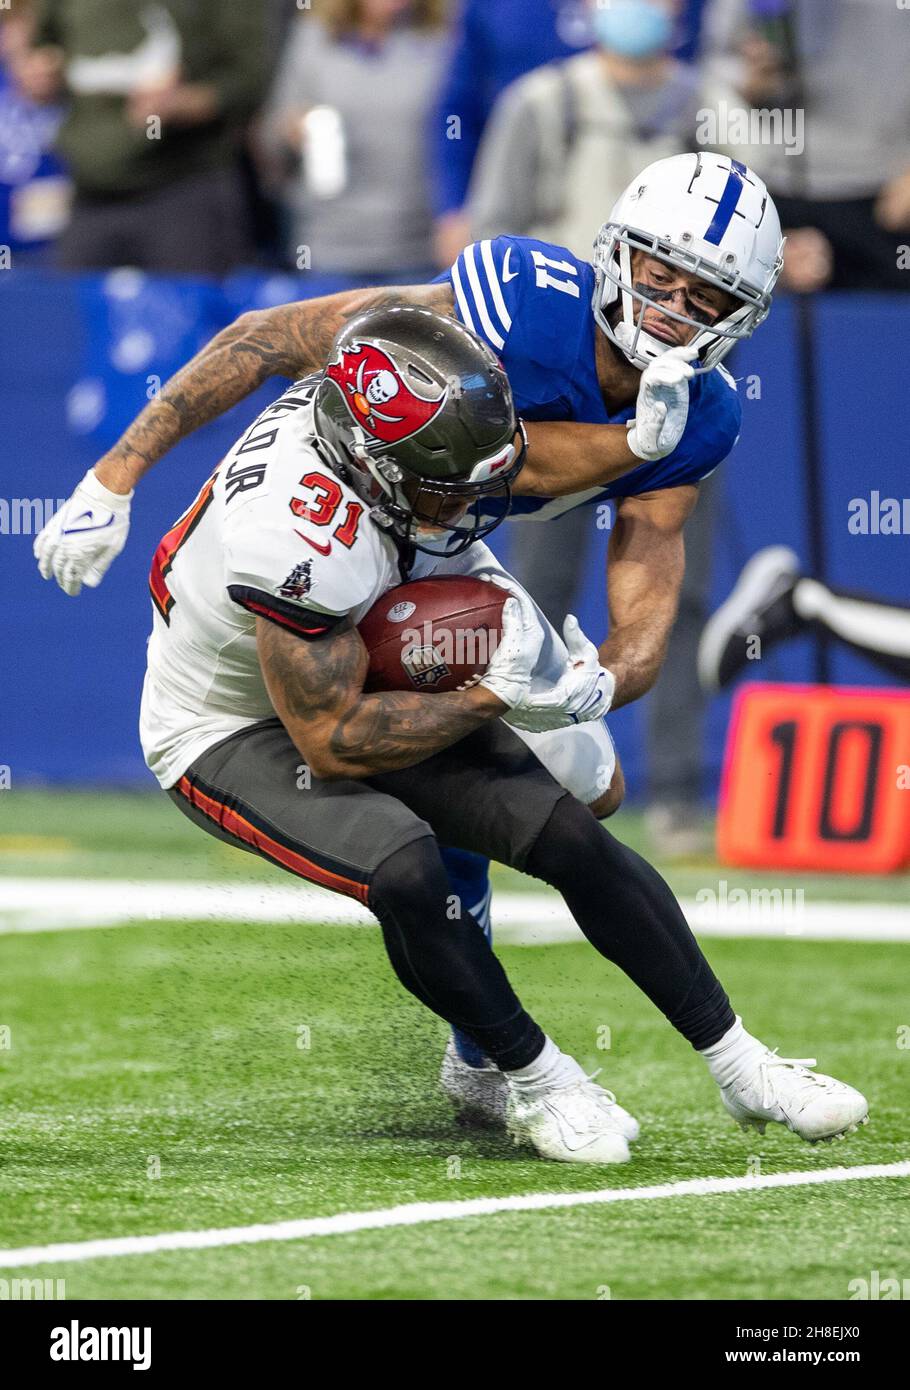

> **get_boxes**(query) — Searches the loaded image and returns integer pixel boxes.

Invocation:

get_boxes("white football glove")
[34,468,133,597]
[479,581,545,709]
[504,614,615,733]
[626,344,698,462]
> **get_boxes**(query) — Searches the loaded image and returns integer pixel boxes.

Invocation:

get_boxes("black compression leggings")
[525,797,734,1051]
[370,837,545,1071]
[370,797,734,1067]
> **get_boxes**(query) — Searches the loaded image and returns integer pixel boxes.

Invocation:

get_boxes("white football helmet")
[593,152,785,373]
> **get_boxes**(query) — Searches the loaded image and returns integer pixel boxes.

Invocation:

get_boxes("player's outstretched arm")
[517,419,640,497]
[95,281,455,495]
[256,589,540,780]
[34,282,455,596]
[599,485,698,709]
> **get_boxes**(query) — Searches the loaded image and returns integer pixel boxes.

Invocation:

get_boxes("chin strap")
[394,536,416,581]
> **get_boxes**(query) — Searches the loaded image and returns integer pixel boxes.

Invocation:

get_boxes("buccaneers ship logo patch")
[324,342,447,445]
[277,559,313,600]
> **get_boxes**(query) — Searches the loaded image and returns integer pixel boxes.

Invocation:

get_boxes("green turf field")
[1,792,908,1300]
[3,788,909,902]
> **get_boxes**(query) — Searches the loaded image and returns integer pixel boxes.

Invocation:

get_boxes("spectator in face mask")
[465,0,739,259]
[428,0,711,269]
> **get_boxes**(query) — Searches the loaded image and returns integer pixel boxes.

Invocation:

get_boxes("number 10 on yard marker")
[717,684,910,873]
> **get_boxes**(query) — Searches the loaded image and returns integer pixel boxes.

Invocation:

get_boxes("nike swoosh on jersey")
[294,529,331,556]
[502,247,519,282]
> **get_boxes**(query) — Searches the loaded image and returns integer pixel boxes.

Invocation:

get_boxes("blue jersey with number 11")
[436,235,742,521]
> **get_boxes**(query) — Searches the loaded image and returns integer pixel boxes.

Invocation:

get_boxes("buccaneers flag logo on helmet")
[324,342,448,445]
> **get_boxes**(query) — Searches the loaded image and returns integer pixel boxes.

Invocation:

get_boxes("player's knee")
[527,793,616,888]
[370,837,497,1015]
[371,835,440,917]
[589,760,625,819]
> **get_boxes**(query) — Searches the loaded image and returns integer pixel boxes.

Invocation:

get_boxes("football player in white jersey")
[130,305,868,1161]
[141,307,615,805]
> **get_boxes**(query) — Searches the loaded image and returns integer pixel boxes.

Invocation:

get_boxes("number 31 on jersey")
[290,471,364,554]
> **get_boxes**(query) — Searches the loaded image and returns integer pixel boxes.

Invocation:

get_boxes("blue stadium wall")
[1,270,907,796]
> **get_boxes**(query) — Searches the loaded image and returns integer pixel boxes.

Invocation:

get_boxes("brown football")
[358,576,507,693]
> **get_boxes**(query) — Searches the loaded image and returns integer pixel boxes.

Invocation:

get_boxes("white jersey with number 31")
[140,380,437,788]
[140,379,615,807]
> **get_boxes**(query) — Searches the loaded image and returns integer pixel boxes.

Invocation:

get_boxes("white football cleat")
[506,1075,635,1164]
[583,1070,640,1142]
[440,1038,508,1128]
[720,1048,869,1143]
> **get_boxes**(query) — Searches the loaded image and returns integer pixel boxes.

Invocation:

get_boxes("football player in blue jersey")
[431,151,775,1078]
[37,153,870,1151]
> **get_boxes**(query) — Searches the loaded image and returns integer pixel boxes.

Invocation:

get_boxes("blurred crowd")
[3,0,909,292]
[3,0,909,852]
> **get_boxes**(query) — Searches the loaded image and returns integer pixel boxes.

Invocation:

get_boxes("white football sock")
[506,1036,586,1093]
[699,1016,766,1089]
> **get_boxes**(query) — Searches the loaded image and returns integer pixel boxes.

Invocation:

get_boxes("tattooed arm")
[257,616,503,781]
[34,281,456,595]
[94,282,456,494]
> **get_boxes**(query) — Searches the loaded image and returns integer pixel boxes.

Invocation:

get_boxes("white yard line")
[1,1162,907,1270]
[0,877,908,942]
